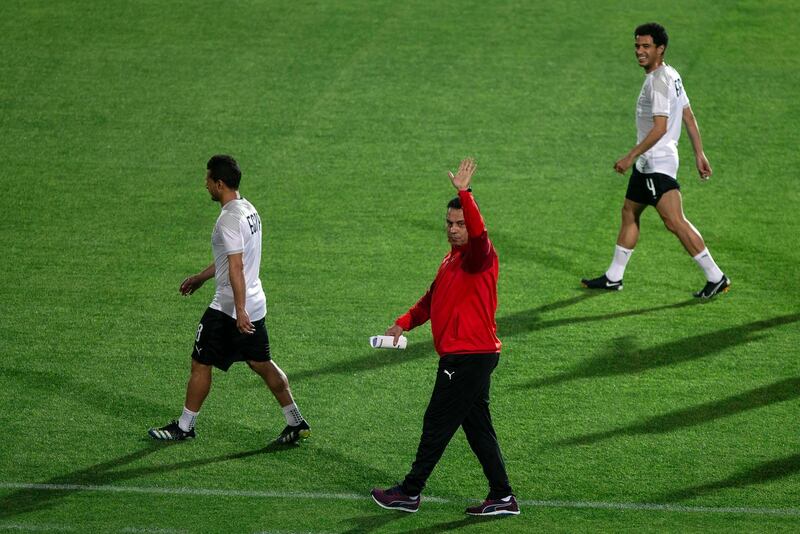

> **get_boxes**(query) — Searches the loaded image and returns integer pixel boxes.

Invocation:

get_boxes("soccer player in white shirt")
[582,22,730,299]
[149,155,310,444]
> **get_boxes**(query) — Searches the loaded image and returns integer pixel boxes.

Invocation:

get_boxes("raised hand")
[448,158,476,191]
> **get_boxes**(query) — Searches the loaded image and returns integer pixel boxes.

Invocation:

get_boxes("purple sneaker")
[370,485,420,513]
[465,495,520,516]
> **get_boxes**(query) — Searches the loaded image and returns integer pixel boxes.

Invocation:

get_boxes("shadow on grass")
[291,340,434,383]
[552,377,800,447]
[291,293,700,384]
[655,453,800,503]
[497,295,697,338]
[0,442,284,519]
[341,512,410,533]
[514,313,800,390]
[0,440,399,521]
[339,505,501,533]
[310,446,396,494]
[0,366,173,418]
[399,515,500,533]
[291,292,602,384]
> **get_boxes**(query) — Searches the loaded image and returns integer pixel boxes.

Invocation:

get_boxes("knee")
[621,206,639,225]
[269,374,289,394]
[249,360,288,391]
[662,216,682,234]
[190,360,212,378]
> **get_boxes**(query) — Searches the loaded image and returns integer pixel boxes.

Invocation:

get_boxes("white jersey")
[209,198,267,321]
[635,64,690,179]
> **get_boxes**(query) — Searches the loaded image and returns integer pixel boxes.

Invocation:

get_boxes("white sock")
[178,407,198,432]
[282,403,304,426]
[605,245,633,282]
[693,248,723,282]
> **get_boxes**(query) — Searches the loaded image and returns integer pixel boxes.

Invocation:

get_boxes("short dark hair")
[447,196,479,210]
[635,22,668,50]
[206,154,242,189]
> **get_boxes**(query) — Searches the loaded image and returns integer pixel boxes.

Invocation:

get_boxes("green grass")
[1,0,799,532]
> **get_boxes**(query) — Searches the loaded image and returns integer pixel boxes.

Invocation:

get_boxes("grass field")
[1,1,799,532]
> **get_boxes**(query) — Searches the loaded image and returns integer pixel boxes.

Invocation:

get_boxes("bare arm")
[180,262,215,295]
[228,253,254,334]
[682,105,713,180]
[614,115,667,174]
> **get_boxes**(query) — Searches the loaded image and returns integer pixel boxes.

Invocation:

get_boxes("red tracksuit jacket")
[395,189,501,356]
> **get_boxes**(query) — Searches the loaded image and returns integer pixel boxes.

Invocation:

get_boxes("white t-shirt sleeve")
[651,75,670,117]
[218,213,245,255]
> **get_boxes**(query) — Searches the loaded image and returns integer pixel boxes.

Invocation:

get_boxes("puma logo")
[444,370,455,380]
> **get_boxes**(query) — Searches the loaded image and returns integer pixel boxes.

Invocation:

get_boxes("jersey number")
[645,178,657,198]
[195,323,203,342]
[674,78,683,97]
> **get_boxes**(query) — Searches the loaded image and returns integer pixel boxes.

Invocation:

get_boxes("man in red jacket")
[370,158,518,517]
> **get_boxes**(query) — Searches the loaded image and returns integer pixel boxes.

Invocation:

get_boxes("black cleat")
[694,274,731,299]
[148,420,195,441]
[581,274,623,291]
[274,421,311,445]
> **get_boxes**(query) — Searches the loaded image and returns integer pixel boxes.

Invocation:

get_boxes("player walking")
[371,159,519,517]
[148,155,310,444]
[582,22,730,298]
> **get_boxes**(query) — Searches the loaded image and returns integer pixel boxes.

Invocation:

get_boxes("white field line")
[0,523,75,531]
[1,482,799,518]
[0,482,446,504]
[0,524,188,533]
[521,499,800,517]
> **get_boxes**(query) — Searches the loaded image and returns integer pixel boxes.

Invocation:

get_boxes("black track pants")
[401,353,513,499]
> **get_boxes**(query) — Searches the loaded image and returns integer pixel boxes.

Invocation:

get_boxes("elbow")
[651,118,667,139]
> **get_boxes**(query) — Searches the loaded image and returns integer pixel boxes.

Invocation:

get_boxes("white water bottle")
[369,335,407,350]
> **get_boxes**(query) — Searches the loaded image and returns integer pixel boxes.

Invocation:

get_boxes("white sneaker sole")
[466,509,520,516]
[371,494,419,513]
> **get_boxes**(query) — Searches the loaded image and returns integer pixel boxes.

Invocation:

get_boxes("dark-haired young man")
[149,155,310,444]
[582,22,730,298]
[371,159,518,517]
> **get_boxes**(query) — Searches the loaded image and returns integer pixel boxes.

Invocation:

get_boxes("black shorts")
[625,166,680,206]
[191,308,271,371]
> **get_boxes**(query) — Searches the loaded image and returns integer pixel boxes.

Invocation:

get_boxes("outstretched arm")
[682,105,712,180]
